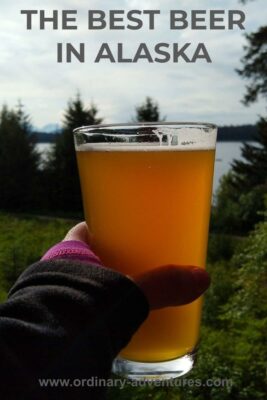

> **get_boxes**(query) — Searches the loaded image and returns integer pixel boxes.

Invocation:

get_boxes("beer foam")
[75,127,217,151]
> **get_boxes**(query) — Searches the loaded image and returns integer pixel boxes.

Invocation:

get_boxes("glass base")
[112,348,197,382]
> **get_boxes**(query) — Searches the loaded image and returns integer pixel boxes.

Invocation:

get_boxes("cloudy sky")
[0,0,266,129]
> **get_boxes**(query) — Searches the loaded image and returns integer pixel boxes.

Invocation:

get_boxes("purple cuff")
[41,240,102,266]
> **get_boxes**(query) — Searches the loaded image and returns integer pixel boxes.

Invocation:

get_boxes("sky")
[0,0,266,129]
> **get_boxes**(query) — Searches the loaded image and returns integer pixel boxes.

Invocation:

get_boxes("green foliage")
[43,94,103,214]
[232,118,267,190]
[223,218,267,321]
[212,173,242,234]
[133,97,165,122]
[211,118,267,236]
[221,286,267,396]
[237,26,267,105]
[181,219,267,400]
[213,11,267,234]
[212,170,266,234]
[178,327,237,400]
[0,103,39,211]
[0,213,74,293]
[207,233,244,262]
[62,94,102,132]
[109,383,180,400]
[202,262,236,328]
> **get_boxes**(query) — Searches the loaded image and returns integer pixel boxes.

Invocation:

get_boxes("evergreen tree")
[0,103,39,210]
[231,117,267,190]
[234,6,267,191]
[237,26,267,105]
[46,94,103,214]
[133,97,165,122]
[214,6,267,233]
[214,118,267,233]
[62,94,102,132]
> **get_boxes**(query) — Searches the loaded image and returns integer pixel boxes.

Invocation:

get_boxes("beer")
[76,146,215,362]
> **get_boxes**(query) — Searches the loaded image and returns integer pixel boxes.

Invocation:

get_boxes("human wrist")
[41,240,102,265]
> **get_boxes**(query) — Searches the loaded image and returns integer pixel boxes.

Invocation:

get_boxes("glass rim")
[73,122,217,134]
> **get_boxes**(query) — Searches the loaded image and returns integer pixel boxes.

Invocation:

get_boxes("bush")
[181,218,267,399]
[207,234,244,263]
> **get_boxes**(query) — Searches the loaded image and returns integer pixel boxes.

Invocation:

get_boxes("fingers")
[134,265,210,310]
[64,222,91,245]
[65,225,210,311]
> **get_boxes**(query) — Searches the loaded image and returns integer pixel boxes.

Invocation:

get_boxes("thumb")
[64,222,91,245]
[134,265,210,310]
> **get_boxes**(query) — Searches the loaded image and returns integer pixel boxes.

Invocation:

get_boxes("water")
[37,143,52,153]
[36,141,251,194]
[36,143,52,165]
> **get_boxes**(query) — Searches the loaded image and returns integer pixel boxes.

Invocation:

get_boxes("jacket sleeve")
[0,258,149,400]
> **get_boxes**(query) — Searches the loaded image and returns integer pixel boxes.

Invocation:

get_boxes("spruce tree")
[237,26,267,105]
[231,118,267,190]
[0,104,39,210]
[234,10,267,191]
[133,97,165,122]
[46,94,103,214]
[214,7,267,233]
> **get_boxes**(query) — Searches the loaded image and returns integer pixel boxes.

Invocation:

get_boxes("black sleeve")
[0,260,149,400]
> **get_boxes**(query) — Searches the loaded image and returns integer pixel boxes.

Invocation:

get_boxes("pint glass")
[73,123,217,380]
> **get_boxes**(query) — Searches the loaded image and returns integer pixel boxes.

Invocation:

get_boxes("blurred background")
[0,0,266,399]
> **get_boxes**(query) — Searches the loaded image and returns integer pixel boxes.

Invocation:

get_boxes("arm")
[0,243,149,399]
[0,222,210,399]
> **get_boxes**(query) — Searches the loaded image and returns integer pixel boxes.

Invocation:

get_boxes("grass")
[0,212,77,295]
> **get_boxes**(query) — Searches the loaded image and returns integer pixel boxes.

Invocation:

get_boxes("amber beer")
[74,124,217,378]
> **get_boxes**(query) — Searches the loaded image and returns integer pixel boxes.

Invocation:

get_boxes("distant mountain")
[33,124,62,143]
[34,132,57,143]
[34,124,62,133]
[217,125,258,142]
[34,124,259,143]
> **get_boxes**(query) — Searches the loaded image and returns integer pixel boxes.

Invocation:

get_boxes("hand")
[64,222,210,310]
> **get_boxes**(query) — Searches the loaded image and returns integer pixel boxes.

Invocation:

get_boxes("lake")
[36,141,250,195]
